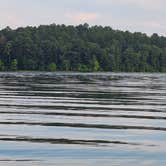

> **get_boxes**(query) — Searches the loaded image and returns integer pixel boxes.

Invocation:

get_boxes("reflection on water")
[0,72,166,166]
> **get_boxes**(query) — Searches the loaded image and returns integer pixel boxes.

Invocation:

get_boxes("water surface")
[0,72,166,166]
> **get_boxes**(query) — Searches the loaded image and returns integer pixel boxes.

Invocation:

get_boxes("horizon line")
[0,23,163,37]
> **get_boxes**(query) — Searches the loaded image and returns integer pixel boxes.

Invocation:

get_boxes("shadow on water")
[1,121,166,132]
[0,136,156,147]
[1,110,166,120]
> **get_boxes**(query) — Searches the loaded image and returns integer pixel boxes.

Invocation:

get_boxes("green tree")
[62,60,70,71]
[48,63,57,72]
[78,64,89,72]
[91,56,100,71]
[3,43,12,69]
[0,59,5,71]
[0,24,165,72]
[11,59,18,71]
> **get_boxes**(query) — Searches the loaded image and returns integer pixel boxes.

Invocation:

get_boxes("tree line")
[0,23,166,72]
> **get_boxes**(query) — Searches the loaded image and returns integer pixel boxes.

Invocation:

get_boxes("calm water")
[0,72,166,166]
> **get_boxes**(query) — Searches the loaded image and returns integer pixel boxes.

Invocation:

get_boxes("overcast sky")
[0,0,166,36]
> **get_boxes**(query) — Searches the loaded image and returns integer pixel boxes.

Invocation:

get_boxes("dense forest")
[0,23,166,72]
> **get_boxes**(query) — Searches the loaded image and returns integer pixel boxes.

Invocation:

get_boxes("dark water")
[0,72,166,166]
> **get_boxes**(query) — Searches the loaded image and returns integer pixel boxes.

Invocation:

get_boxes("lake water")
[0,72,166,166]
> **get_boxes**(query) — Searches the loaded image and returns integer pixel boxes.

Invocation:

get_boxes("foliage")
[0,24,166,72]
[11,59,18,71]
[48,63,57,72]
[0,59,5,71]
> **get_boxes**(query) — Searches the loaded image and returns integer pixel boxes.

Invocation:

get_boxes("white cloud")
[0,11,23,28]
[97,0,165,11]
[0,0,166,35]
[141,21,161,28]
[65,12,99,24]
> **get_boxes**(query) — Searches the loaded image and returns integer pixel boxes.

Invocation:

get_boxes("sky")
[0,0,166,36]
